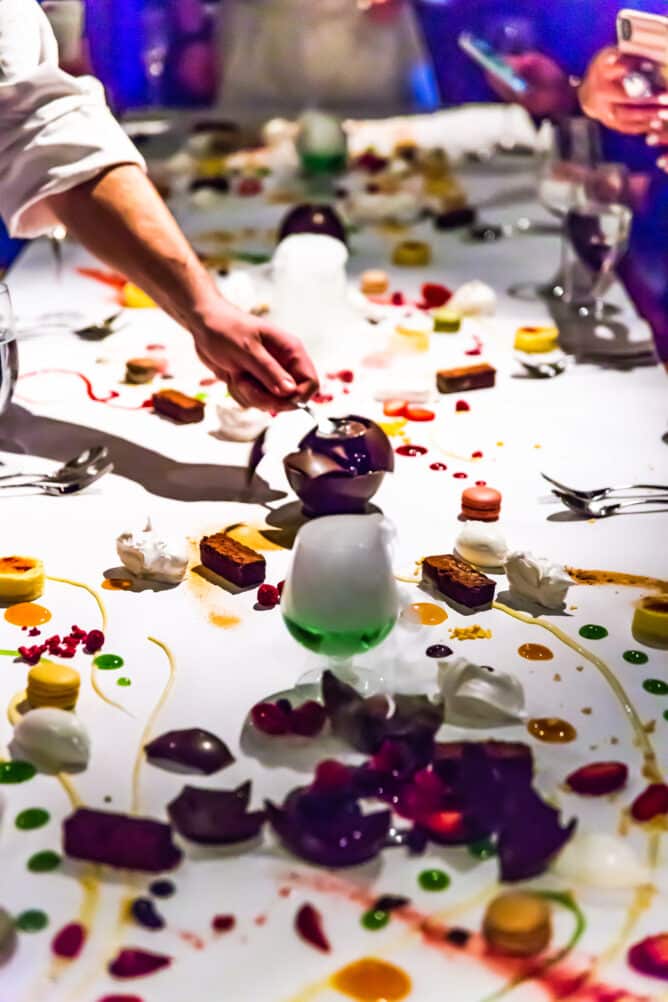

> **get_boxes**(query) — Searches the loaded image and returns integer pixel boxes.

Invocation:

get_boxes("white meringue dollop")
[447,280,497,317]
[215,397,270,443]
[438,657,526,727]
[14,707,90,773]
[505,551,572,609]
[455,523,508,569]
[116,519,188,585]
[552,832,649,890]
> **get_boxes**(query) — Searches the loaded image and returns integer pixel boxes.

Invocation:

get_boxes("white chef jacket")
[0,0,144,238]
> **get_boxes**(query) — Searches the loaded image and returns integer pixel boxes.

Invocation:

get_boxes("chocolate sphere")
[277,204,347,247]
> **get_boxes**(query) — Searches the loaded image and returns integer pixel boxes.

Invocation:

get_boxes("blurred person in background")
[0,0,318,410]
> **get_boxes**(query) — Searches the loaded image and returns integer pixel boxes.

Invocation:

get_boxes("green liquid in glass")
[283,614,395,659]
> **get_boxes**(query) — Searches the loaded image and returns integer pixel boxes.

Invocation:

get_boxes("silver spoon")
[543,473,668,501]
[552,489,668,518]
[0,445,109,484]
[0,461,114,497]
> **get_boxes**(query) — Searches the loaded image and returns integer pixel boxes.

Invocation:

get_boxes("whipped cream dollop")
[455,523,508,569]
[14,707,90,773]
[553,832,649,890]
[447,280,497,317]
[438,657,526,727]
[116,519,188,584]
[216,397,270,443]
[505,551,572,609]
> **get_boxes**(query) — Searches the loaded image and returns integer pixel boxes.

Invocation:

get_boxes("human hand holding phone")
[488,52,579,119]
[579,46,666,133]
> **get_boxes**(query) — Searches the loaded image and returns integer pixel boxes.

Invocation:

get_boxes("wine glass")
[0,284,18,418]
[281,514,399,695]
[564,163,632,319]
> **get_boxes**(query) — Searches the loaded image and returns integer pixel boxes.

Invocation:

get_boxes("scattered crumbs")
[644,720,657,734]
[610,737,619,745]
[553,674,562,682]
[449,624,492,641]
[576,665,584,672]
[581,707,592,716]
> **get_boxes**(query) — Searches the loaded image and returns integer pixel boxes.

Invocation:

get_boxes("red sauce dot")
[455,400,470,413]
[212,914,236,933]
[396,444,428,457]
[429,462,448,471]
[453,472,468,479]
[471,450,483,459]
[475,480,487,486]
[254,915,267,926]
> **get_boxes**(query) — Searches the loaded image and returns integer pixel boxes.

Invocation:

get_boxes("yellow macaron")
[0,557,45,604]
[514,325,559,354]
[632,595,668,647]
[392,240,431,268]
[27,663,80,711]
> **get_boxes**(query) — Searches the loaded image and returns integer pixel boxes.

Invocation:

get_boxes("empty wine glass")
[281,514,399,694]
[0,284,18,417]
[564,163,632,319]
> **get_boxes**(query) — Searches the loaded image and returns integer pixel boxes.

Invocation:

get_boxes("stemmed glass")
[0,284,18,418]
[564,163,633,318]
[281,514,399,695]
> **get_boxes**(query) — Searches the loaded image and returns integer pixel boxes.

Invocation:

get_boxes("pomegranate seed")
[28,627,41,637]
[295,904,330,953]
[421,282,451,308]
[45,635,61,647]
[70,626,87,639]
[455,400,470,413]
[405,406,435,422]
[566,761,628,796]
[391,291,405,306]
[18,646,42,666]
[631,783,668,822]
[383,400,407,418]
[257,584,280,608]
[337,370,354,383]
[251,701,291,736]
[313,760,352,792]
[51,922,86,959]
[290,700,327,737]
[84,630,105,654]
[471,450,483,459]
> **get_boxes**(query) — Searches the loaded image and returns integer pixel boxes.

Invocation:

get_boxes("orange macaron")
[461,485,502,522]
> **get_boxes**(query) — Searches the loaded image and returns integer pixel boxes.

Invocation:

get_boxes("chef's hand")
[579,46,665,134]
[193,299,319,412]
[487,52,578,119]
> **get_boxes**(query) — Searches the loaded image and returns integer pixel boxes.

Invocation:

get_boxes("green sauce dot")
[27,851,61,873]
[469,838,497,861]
[579,624,608,640]
[16,809,50,831]
[93,654,124,671]
[418,868,451,892]
[15,909,48,932]
[116,677,132,687]
[361,908,390,931]
[0,761,36,784]
[643,679,668,696]
[623,650,649,665]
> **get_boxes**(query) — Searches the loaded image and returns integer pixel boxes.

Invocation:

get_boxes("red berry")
[631,783,668,822]
[70,626,87,639]
[257,584,280,608]
[28,628,40,637]
[453,472,468,479]
[295,903,330,953]
[566,761,628,797]
[455,400,470,412]
[18,646,42,666]
[291,701,327,737]
[628,933,668,980]
[45,635,61,647]
[391,291,405,306]
[475,480,487,486]
[251,701,290,736]
[404,405,435,422]
[471,450,483,459]
[337,370,354,384]
[84,630,105,654]
[313,760,352,792]
[421,282,451,308]
[383,400,407,418]
[212,914,236,933]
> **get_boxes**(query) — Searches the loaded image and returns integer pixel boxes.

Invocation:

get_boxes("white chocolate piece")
[447,280,497,317]
[505,551,572,609]
[455,523,508,569]
[215,397,270,443]
[438,657,526,727]
[116,518,188,585]
[553,833,649,889]
[14,707,90,773]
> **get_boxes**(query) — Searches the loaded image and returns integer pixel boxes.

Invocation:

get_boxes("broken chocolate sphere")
[277,204,347,246]
[144,728,234,775]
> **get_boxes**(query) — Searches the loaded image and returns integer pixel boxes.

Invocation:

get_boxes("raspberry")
[257,584,280,608]
[455,400,470,412]
[84,630,105,654]
[251,701,291,736]
[313,760,352,793]
[70,626,87,639]
[290,700,327,737]
[391,291,404,306]
[421,282,451,308]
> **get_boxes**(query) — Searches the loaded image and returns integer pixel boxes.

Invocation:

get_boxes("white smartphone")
[617,9,668,63]
[458,33,529,96]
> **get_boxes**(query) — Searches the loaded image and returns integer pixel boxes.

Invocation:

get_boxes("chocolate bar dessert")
[436,363,496,394]
[422,553,496,609]
[200,532,266,588]
[153,389,205,424]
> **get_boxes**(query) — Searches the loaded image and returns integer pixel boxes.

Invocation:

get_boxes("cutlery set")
[543,473,668,518]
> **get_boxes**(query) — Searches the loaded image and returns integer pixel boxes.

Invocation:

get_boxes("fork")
[0,461,113,496]
[552,489,668,518]
[542,472,668,500]
[517,357,567,379]
[0,446,109,485]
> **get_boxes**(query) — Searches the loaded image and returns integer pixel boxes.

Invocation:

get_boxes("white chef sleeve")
[0,0,145,238]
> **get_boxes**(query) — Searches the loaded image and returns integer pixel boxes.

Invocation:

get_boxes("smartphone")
[617,9,668,63]
[458,33,529,95]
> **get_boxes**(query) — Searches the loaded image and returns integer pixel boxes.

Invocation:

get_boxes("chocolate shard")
[64,808,182,872]
[144,728,234,775]
[422,553,496,609]
[436,363,496,394]
[200,532,266,588]
[167,781,266,845]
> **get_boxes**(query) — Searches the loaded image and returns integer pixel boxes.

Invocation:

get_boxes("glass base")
[297,662,385,696]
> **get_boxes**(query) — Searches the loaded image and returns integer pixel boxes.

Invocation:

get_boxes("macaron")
[432,308,461,333]
[461,485,502,522]
[632,595,668,647]
[125,358,160,385]
[514,325,559,354]
[360,269,389,296]
[27,663,80,711]
[392,240,431,267]
[483,891,552,957]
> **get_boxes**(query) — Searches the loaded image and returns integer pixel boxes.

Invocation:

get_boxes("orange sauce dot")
[101,578,133,591]
[209,612,241,629]
[404,602,448,626]
[518,643,554,661]
[4,603,51,628]
[527,717,577,743]
[330,958,412,1001]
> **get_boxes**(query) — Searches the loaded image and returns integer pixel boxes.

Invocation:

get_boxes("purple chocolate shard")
[266,788,391,868]
[64,808,182,872]
[497,785,577,882]
[167,781,265,845]
[144,728,234,776]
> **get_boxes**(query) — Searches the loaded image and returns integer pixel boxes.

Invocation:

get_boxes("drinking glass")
[281,514,399,694]
[0,284,18,417]
[564,163,633,319]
